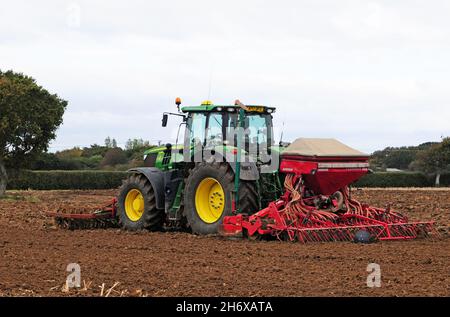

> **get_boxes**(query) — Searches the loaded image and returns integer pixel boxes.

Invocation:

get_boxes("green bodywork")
[144,144,184,170]
[143,144,248,171]
[144,102,285,218]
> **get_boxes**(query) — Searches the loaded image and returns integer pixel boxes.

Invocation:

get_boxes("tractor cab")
[155,99,277,170]
[181,100,276,165]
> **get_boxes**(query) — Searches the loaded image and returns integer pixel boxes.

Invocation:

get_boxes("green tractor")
[117,99,284,235]
[47,98,436,243]
[49,100,435,242]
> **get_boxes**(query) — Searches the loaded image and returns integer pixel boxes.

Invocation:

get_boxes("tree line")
[1,69,449,196]
[370,138,450,185]
[32,137,156,171]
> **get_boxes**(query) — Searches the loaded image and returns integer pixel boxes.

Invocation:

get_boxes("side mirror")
[162,114,168,127]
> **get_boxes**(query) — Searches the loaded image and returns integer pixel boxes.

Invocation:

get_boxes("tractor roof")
[180,102,276,114]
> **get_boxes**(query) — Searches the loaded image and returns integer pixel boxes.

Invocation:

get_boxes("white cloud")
[1,0,450,153]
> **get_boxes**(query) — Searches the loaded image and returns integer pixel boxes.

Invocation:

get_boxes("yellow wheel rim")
[124,189,145,221]
[195,177,225,224]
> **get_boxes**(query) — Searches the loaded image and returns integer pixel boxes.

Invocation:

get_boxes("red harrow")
[221,145,435,243]
[45,199,118,230]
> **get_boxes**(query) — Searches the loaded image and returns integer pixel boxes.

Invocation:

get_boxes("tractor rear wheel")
[184,162,258,235]
[117,174,164,231]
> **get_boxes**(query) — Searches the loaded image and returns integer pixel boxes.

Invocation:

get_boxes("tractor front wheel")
[117,174,164,231]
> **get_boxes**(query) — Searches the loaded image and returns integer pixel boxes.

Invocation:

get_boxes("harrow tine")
[338,228,347,242]
[47,199,119,230]
[313,230,322,242]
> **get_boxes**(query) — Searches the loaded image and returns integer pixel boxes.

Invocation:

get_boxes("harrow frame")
[45,198,118,230]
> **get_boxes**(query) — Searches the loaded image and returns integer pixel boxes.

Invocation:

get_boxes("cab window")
[189,113,206,149]
[205,113,223,148]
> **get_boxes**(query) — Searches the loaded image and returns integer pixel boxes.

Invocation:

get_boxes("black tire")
[117,174,164,231]
[183,162,258,235]
[239,181,259,215]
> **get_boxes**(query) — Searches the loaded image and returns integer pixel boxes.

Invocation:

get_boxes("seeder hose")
[280,174,408,226]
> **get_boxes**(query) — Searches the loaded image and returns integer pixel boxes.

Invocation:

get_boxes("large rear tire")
[183,162,258,235]
[117,174,164,231]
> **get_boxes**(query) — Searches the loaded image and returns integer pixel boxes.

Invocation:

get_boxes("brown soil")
[0,189,449,297]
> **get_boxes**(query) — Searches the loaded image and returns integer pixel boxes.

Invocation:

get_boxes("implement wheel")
[184,162,258,235]
[117,174,164,231]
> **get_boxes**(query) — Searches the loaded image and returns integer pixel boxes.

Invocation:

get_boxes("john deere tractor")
[117,99,284,235]
[48,99,435,243]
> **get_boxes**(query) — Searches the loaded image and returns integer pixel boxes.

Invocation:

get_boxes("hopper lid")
[282,138,369,158]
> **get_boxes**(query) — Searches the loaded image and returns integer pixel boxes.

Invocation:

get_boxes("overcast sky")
[1,0,450,153]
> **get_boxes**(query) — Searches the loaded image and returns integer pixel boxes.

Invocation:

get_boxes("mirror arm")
[164,112,186,119]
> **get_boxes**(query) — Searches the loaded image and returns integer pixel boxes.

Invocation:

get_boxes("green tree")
[0,70,67,196]
[125,138,150,151]
[370,143,437,171]
[31,152,63,170]
[100,148,127,167]
[124,138,154,166]
[413,137,450,186]
[81,144,108,158]
[55,147,83,159]
[105,136,118,148]
[105,136,112,148]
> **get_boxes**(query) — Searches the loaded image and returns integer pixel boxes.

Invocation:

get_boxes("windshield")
[186,111,273,159]
[243,113,273,161]
[245,114,270,146]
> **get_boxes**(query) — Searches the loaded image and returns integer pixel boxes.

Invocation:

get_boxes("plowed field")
[0,189,449,297]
